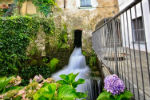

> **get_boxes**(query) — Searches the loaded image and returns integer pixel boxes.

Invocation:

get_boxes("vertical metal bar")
[115,18,121,78]
[122,14,128,87]
[130,7,140,100]
[119,16,125,82]
[112,19,119,76]
[118,18,124,80]
[105,25,109,65]
[106,23,111,68]
[115,18,120,77]
[125,10,135,96]
[109,21,114,71]
[134,5,145,100]
[148,0,150,13]
[140,2,150,97]
[123,12,131,90]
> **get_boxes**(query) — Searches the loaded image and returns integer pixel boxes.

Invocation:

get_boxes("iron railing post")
[112,20,119,76]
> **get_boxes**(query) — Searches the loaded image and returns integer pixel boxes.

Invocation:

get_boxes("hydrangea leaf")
[57,73,84,88]
[33,83,57,100]
[117,90,133,100]
[72,79,85,88]
[97,91,115,100]
[57,85,77,100]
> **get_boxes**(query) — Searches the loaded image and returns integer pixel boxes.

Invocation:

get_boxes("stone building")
[54,0,119,50]
[0,0,119,50]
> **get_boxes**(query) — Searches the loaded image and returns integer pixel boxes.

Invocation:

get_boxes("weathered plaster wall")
[54,0,119,50]
[21,1,37,15]
[0,0,36,15]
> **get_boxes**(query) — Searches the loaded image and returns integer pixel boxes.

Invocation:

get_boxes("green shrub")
[0,73,87,100]
[0,16,39,76]
[33,73,87,100]
[20,66,51,85]
[0,16,54,76]
[0,76,22,94]
[0,76,14,93]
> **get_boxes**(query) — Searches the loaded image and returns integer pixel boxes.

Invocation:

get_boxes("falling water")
[52,47,101,100]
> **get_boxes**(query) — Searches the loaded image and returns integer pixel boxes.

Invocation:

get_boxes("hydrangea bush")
[104,74,125,95]
[97,74,133,100]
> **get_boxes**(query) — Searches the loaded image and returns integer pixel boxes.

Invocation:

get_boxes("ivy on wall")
[32,0,56,17]
[0,16,54,76]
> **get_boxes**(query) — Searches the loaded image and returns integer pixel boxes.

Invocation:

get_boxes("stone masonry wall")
[54,0,119,51]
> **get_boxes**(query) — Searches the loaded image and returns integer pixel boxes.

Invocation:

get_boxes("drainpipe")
[64,0,66,8]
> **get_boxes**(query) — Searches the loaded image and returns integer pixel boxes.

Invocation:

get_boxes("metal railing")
[92,0,150,100]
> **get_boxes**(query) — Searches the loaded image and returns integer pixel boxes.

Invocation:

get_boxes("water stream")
[52,47,101,100]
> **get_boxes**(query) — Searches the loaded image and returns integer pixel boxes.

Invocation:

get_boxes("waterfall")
[52,47,101,100]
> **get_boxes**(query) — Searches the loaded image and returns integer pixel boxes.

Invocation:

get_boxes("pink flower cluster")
[104,74,125,95]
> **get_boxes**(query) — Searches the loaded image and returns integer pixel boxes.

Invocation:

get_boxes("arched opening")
[74,30,82,48]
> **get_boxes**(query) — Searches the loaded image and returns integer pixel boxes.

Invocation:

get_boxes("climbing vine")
[0,16,54,76]
[32,0,56,17]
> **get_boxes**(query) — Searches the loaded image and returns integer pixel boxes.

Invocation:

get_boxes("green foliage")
[33,73,87,100]
[39,17,55,35]
[15,0,26,6]
[33,83,57,100]
[57,24,69,48]
[57,73,85,88]
[0,16,39,76]
[20,66,51,85]
[57,84,86,100]
[32,0,56,17]
[0,16,55,77]
[97,90,133,100]
[0,8,7,16]
[47,58,59,72]
[82,50,97,68]
[89,56,97,67]
[0,76,14,93]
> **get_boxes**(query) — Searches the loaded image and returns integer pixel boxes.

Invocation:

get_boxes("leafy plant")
[89,56,97,67]
[20,65,51,85]
[97,90,133,100]
[0,76,13,93]
[57,84,86,100]
[57,24,69,48]
[57,73,85,88]
[47,58,59,72]
[32,0,56,17]
[0,76,22,94]
[33,83,57,100]
[0,16,40,76]
[0,16,56,77]
[33,73,87,100]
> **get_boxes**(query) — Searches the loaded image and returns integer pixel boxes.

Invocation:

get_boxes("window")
[80,0,92,7]
[132,17,145,43]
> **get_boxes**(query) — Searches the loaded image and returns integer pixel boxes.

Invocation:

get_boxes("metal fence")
[92,0,150,100]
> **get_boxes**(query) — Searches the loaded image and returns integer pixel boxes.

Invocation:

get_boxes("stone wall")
[54,0,119,50]
[0,0,119,51]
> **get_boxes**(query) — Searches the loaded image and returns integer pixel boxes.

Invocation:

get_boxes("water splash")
[52,47,101,100]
